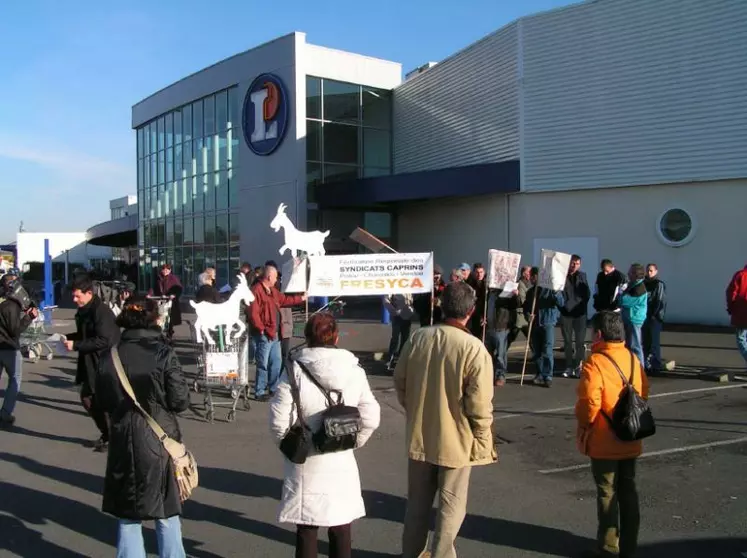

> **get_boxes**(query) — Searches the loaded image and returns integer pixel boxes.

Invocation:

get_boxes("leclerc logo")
[242,73,289,156]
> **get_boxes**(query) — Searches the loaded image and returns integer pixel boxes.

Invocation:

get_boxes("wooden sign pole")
[520,286,540,386]
[481,283,489,343]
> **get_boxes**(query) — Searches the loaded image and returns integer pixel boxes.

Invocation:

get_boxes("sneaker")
[664,360,676,371]
[561,368,574,378]
[93,437,109,453]
[532,376,544,386]
[542,378,552,388]
[494,377,506,387]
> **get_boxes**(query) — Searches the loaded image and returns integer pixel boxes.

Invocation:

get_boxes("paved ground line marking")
[494,383,746,420]
[539,435,747,474]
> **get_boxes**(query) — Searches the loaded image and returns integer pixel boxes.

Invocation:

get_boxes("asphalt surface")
[0,310,745,557]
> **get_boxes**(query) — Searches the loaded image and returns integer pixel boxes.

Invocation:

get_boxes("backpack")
[598,352,656,442]
[295,359,362,454]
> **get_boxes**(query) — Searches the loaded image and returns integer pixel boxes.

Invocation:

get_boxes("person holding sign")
[524,267,565,387]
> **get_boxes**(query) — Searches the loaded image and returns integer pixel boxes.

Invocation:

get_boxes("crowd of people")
[0,257,745,558]
[388,256,675,389]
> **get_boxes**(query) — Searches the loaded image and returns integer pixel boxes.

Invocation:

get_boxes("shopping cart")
[20,306,58,363]
[187,320,251,423]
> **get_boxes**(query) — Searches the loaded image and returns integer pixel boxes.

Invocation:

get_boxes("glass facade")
[136,87,241,293]
[305,76,395,250]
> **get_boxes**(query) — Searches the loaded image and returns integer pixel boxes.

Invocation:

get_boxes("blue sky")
[0,0,572,242]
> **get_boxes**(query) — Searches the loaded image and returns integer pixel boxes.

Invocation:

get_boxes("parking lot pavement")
[0,310,745,557]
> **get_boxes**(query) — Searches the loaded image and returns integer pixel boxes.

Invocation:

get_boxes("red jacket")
[248,282,303,339]
[726,266,747,328]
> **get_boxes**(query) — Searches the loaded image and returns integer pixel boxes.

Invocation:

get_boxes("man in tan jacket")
[394,281,496,558]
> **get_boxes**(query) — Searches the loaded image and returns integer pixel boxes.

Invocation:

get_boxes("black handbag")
[279,360,313,464]
[599,352,656,442]
[295,360,363,454]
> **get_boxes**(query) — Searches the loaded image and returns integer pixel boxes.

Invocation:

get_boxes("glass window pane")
[216,90,228,132]
[216,171,228,210]
[362,87,392,129]
[166,219,175,246]
[183,140,192,175]
[192,175,203,212]
[205,135,215,174]
[137,159,143,190]
[166,147,174,183]
[323,80,359,124]
[228,168,238,208]
[137,128,144,159]
[150,155,157,187]
[204,214,216,244]
[157,184,165,218]
[216,213,229,245]
[181,175,191,214]
[307,120,321,161]
[143,155,150,188]
[193,248,205,283]
[164,183,173,217]
[165,113,174,148]
[149,187,156,219]
[183,218,194,245]
[229,214,240,243]
[216,245,229,289]
[193,216,205,244]
[229,131,239,168]
[364,212,392,238]
[203,174,214,211]
[217,132,228,170]
[307,76,321,119]
[228,87,239,129]
[171,181,180,215]
[324,123,358,165]
[157,150,165,184]
[157,116,165,150]
[193,99,203,138]
[204,245,216,269]
[363,129,391,168]
[307,162,321,204]
[204,95,215,136]
[174,109,182,144]
[175,143,183,178]
[195,138,205,175]
[182,104,192,142]
[175,218,183,245]
[324,164,358,183]
[149,122,157,153]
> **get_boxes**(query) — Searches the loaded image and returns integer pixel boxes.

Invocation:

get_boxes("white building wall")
[507,180,747,325]
[393,23,519,174]
[302,44,402,89]
[522,0,747,192]
[16,233,112,272]
[397,194,509,272]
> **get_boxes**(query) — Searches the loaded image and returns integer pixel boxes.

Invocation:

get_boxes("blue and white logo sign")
[242,73,289,156]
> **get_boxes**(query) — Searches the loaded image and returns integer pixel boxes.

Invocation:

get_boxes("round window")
[658,208,694,247]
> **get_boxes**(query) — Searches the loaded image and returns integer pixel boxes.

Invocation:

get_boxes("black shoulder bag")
[295,360,363,454]
[598,352,656,442]
[279,360,313,464]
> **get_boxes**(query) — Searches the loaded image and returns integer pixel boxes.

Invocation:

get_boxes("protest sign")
[308,253,433,297]
[487,249,522,290]
[281,257,308,293]
[539,249,572,291]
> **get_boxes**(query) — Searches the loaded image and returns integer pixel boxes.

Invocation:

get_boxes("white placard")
[487,249,522,290]
[205,352,240,377]
[539,249,572,291]
[308,253,433,297]
[281,257,308,293]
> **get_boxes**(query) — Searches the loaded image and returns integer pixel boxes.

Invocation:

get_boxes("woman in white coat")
[269,313,381,558]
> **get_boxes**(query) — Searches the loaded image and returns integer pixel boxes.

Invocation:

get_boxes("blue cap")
[458,262,471,271]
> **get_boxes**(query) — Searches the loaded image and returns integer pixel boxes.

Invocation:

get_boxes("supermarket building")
[131,0,747,325]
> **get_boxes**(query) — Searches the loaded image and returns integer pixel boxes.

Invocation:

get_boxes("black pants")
[80,382,109,441]
[296,524,351,558]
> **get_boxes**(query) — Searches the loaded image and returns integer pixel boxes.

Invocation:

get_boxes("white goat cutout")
[189,274,255,345]
[270,203,329,257]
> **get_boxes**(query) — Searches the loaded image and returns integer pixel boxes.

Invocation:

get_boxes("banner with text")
[539,248,572,291]
[487,249,522,291]
[281,257,308,293]
[308,253,433,297]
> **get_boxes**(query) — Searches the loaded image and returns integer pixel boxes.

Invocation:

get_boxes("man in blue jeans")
[524,267,564,388]
[0,274,38,426]
[248,265,305,402]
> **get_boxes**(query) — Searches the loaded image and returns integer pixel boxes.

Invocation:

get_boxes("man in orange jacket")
[575,311,650,558]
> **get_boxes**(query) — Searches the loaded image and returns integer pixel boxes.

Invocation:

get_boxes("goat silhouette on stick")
[270,203,329,257]
[189,274,255,344]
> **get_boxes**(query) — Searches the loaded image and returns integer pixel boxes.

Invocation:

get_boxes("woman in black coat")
[96,297,190,558]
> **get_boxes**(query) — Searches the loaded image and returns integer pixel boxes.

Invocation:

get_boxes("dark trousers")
[591,458,640,558]
[388,317,412,360]
[80,382,109,441]
[296,524,351,558]
[531,323,555,381]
